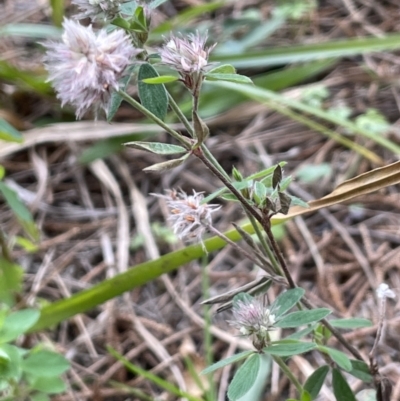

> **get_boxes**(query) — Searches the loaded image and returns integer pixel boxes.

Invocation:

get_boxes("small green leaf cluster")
[202,287,374,401]
[222,164,309,214]
[0,308,70,401]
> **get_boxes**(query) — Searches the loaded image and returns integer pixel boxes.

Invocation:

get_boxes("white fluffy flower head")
[159,32,216,90]
[43,19,140,119]
[154,189,220,249]
[229,295,275,347]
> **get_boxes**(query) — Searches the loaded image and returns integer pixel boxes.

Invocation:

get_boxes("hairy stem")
[118,90,192,149]
[273,355,303,395]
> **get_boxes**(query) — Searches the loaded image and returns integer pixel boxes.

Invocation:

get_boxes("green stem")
[0,229,12,262]
[117,90,192,149]
[246,213,282,275]
[201,144,232,180]
[167,93,194,137]
[273,355,303,395]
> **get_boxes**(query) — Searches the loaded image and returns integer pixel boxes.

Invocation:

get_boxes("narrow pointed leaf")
[318,346,352,371]
[275,308,331,328]
[143,154,188,172]
[207,64,236,74]
[125,141,186,155]
[329,318,372,329]
[205,73,253,84]
[272,165,282,188]
[263,341,316,357]
[227,354,261,401]
[0,182,39,240]
[142,75,179,84]
[270,288,305,317]
[107,71,134,122]
[0,118,23,143]
[0,309,40,343]
[201,350,254,375]
[348,360,372,383]
[332,368,357,401]
[304,365,329,400]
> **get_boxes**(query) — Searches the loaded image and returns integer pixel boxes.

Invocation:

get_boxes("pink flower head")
[229,295,275,347]
[159,32,216,91]
[43,19,140,119]
[154,189,220,249]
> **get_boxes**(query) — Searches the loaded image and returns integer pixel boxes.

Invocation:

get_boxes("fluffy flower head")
[43,19,140,119]
[159,31,216,75]
[229,295,275,348]
[72,0,124,21]
[154,189,220,249]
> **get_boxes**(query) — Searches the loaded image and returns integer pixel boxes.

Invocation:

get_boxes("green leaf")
[138,63,168,121]
[0,347,10,376]
[142,75,179,84]
[0,344,22,381]
[111,17,130,30]
[30,393,50,401]
[304,365,329,400]
[14,236,39,253]
[207,64,236,74]
[0,309,40,343]
[270,288,305,318]
[275,308,331,328]
[263,341,316,357]
[289,195,310,209]
[205,73,253,84]
[201,350,254,375]
[286,325,316,340]
[107,67,136,122]
[125,141,187,155]
[253,181,267,204]
[0,165,4,180]
[319,346,352,371]
[300,390,312,401]
[133,6,147,31]
[143,154,189,172]
[30,376,67,394]
[0,182,39,240]
[332,368,356,401]
[0,259,23,306]
[21,350,70,377]
[0,119,23,143]
[0,60,51,94]
[232,292,254,307]
[329,318,373,329]
[348,360,372,383]
[49,0,64,26]
[227,354,261,401]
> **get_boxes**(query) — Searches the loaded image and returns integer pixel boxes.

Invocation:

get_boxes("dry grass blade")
[275,160,400,221]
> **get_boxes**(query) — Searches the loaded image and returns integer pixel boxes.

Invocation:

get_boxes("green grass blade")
[206,81,400,156]
[211,33,400,68]
[107,347,204,401]
[0,24,62,38]
[198,60,336,118]
[30,225,251,332]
